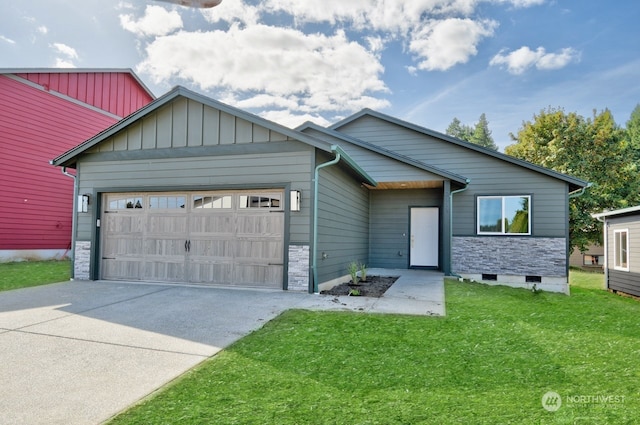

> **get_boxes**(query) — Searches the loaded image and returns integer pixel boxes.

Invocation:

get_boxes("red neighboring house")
[0,69,154,262]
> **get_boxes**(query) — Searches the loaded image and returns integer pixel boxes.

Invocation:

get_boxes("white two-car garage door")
[101,190,284,288]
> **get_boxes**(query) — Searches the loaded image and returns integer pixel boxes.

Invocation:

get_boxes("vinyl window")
[477,195,530,235]
[614,229,629,271]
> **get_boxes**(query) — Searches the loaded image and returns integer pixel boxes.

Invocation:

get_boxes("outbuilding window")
[477,195,530,235]
[614,229,629,271]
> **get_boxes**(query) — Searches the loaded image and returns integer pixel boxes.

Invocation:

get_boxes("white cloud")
[536,47,580,70]
[54,58,76,68]
[120,5,183,37]
[201,0,260,25]
[500,0,545,7]
[490,46,580,74]
[260,109,332,129]
[263,0,482,32]
[410,18,498,71]
[137,25,389,122]
[37,26,48,35]
[52,42,78,59]
[126,0,547,125]
[0,35,16,44]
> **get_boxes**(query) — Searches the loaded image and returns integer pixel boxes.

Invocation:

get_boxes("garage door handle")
[188,240,191,252]
[185,240,191,252]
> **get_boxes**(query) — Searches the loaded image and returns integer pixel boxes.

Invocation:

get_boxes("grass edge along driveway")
[0,260,70,292]
[109,271,639,424]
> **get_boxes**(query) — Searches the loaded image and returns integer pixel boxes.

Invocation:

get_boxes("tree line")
[447,105,640,252]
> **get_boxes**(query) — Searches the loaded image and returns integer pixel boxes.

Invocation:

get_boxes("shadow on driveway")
[0,271,444,425]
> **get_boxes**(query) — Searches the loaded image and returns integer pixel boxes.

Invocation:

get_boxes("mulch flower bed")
[320,275,398,298]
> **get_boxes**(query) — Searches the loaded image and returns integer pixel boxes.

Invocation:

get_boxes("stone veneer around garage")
[287,245,309,291]
[452,236,569,293]
[74,241,91,280]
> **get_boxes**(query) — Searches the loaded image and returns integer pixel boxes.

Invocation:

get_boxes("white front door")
[410,207,439,267]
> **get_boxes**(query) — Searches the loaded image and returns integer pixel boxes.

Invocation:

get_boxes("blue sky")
[1,0,638,150]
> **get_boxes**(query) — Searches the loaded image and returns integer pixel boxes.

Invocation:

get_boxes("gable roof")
[592,205,640,220]
[331,108,589,192]
[50,85,376,186]
[298,121,469,186]
[0,68,155,100]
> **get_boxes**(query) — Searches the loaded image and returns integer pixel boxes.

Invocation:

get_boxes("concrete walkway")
[0,269,443,425]
[299,269,445,316]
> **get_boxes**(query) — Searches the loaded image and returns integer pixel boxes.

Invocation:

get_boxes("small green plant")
[347,261,359,285]
[359,262,368,282]
[348,288,361,296]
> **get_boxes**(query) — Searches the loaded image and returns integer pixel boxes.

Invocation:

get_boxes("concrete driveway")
[0,281,310,425]
[0,271,444,424]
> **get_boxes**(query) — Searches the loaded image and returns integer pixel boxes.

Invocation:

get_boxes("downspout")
[567,182,593,286]
[311,148,342,293]
[60,165,77,279]
[448,180,470,279]
[568,182,592,199]
[594,211,608,291]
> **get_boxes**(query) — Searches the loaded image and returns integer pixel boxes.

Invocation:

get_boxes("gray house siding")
[302,127,444,184]
[316,153,370,285]
[55,88,584,293]
[75,149,313,242]
[335,115,569,237]
[606,214,640,297]
[67,95,319,285]
[369,189,442,269]
[336,115,572,292]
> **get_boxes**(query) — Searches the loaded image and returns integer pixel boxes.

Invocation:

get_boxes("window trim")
[477,195,531,236]
[613,228,630,271]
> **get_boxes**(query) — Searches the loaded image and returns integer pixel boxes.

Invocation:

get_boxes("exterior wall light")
[290,190,301,212]
[78,194,90,213]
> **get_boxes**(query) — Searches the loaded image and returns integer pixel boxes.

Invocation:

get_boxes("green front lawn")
[110,271,639,424]
[0,260,71,292]
[570,267,605,291]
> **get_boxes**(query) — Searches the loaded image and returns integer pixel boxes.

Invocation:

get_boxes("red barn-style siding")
[0,70,154,260]
[16,70,152,118]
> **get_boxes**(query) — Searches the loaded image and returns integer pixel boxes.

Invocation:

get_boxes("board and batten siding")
[336,115,569,237]
[316,153,370,284]
[606,214,640,297]
[369,189,442,269]
[16,71,153,118]
[87,97,292,153]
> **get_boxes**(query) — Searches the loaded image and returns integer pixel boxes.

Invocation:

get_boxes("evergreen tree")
[446,117,473,141]
[446,114,498,151]
[470,113,498,150]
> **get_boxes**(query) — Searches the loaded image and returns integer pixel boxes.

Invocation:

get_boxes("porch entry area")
[410,207,439,267]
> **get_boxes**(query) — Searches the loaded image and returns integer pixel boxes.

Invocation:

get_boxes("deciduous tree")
[506,107,640,252]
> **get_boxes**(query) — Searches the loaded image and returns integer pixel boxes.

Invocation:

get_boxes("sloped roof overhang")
[329,108,589,192]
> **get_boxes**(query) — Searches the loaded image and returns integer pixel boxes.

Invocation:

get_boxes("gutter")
[448,180,470,279]
[568,182,592,198]
[311,149,342,294]
[59,165,77,279]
